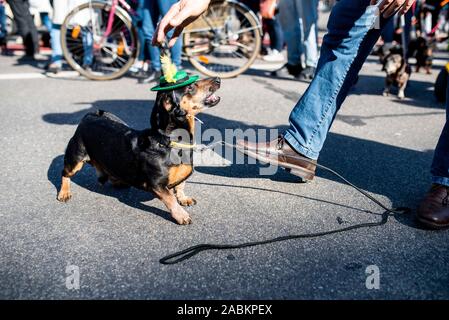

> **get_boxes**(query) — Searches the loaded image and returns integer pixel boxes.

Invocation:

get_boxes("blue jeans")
[431,81,449,187]
[279,0,319,68]
[284,0,386,159]
[141,0,182,70]
[50,24,63,66]
[264,15,284,52]
[0,3,6,39]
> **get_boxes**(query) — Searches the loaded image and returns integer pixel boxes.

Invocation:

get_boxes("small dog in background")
[408,36,433,74]
[382,50,411,100]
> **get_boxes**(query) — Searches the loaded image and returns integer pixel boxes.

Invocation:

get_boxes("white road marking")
[0,73,46,80]
[0,71,80,80]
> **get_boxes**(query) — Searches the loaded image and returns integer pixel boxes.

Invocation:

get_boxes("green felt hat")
[151,70,199,91]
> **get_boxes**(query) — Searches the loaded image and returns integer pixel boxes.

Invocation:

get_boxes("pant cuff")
[283,131,319,160]
[432,176,449,188]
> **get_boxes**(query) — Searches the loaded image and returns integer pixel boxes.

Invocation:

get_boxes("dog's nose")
[213,77,221,85]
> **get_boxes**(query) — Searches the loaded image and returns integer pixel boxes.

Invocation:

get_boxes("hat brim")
[151,75,200,91]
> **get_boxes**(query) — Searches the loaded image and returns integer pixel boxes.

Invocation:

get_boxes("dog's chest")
[167,164,193,188]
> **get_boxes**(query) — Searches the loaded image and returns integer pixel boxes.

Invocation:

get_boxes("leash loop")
[159,141,412,265]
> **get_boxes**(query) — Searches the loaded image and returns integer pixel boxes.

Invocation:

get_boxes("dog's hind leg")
[153,188,192,225]
[398,82,407,100]
[88,160,108,185]
[174,182,197,207]
[383,83,391,97]
[57,135,88,202]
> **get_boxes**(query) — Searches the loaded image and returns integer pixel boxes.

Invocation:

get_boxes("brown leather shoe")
[236,136,316,181]
[417,184,449,229]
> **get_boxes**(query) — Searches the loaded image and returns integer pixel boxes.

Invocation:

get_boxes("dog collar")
[169,141,197,149]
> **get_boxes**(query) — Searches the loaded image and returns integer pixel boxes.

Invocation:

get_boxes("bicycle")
[61,0,261,80]
[182,0,262,78]
[60,0,139,80]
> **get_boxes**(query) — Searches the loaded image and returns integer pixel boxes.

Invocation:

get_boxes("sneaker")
[271,63,303,78]
[129,60,144,73]
[138,69,161,84]
[46,62,62,74]
[297,66,316,81]
[263,49,285,62]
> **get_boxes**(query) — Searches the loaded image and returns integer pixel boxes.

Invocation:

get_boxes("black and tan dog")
[408,36,433,74]
[56,77,221,225]
[382,51,411,100]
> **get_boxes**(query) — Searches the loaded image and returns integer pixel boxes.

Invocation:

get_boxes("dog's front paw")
[57,190,72,202]
[177,196,197,207]
[383,90,389,97]
[171,208,192,225]
[398,91,405,100]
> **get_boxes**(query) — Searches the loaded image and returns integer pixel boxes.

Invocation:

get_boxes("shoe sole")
[416,216,449,230]
[236,146,315,181]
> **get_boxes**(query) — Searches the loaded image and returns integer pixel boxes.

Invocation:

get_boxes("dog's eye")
[185,85,196,94]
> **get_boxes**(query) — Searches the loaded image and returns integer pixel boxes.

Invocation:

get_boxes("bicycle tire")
[183,0,261,79]
[60,1,139,81]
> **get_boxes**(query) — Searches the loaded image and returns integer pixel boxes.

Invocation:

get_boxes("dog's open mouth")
[204,93,221,107]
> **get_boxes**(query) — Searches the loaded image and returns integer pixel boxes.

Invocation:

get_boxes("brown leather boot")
[417,184,449,229]
[236,136,316,181]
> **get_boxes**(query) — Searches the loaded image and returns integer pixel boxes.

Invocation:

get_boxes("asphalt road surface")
[1,45,449,299]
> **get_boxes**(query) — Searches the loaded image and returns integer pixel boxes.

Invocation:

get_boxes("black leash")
[159,143,411,265]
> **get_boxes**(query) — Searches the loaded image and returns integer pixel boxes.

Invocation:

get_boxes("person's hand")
[153,0,211,47]
[370,0,416,18]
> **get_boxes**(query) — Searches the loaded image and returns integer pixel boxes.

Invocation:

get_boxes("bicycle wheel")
[183,0,261,79]
[61,1,139,81]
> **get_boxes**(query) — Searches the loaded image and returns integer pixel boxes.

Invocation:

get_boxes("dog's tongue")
[205,94,219,105]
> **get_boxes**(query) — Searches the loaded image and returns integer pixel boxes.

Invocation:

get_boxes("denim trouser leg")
[381,18,394,43]
[279,0,319,68]
[157,0,182,68]
[50,25,63,66]
[265,16,284,52]
[431,81,449,187]
[142,0,183,71]
[0,4,6,39]
[82,31,93,66]
[297,0,319,68]
[142,0,159,70]
[284,0,385,160]
[279,0,302,65]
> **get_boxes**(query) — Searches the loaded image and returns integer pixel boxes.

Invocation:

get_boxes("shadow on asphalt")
[43,97,435,229]
[42,99,155,129]
[47,155,176,223]
[247,68,445,110]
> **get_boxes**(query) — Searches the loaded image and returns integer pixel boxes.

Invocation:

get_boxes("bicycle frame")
[104,0,136,38]
[87,0,136,49]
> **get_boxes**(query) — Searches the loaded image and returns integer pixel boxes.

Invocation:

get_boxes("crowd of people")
[1,0,447,82]
[0,0,324,82]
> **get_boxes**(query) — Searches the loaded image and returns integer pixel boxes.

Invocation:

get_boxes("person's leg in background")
[130,0,148,75]
[239,0,390,177]
[296,0,319,81]
[157,0,182,68]
[262,13,285,63]
[6,0,39,57]
[278,0,303,77]
[82,31,93,67]
[138,0,161,84]
[417,79,449,228]
[0,0,7,48]
[47,24,63,72]
[381,17,395,44]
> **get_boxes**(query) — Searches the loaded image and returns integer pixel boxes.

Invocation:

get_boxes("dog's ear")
[159,92,175,112]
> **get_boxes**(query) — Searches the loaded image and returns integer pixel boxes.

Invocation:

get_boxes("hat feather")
[161,55,177,83]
